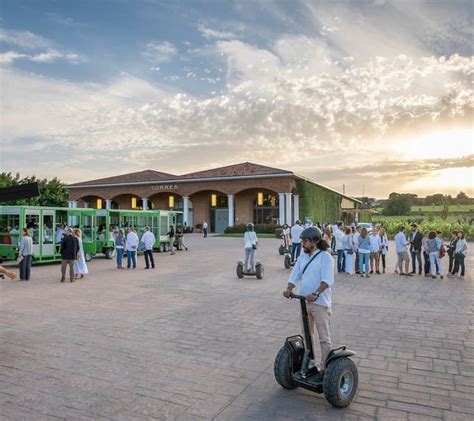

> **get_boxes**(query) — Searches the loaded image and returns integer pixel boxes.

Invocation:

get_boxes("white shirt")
[394,232,408,253]
[288,250,335,307]
[334,229,344,250]
[203,222,208,229]
[369,234,382,252]
[55,228,65,243]
[290,224,304,244]
[126,231,139,251]
[353,232,361,249]
[141,231,156,250]
[244,231,258,248]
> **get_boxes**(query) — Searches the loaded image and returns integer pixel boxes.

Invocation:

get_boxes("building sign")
[151,184,178,191]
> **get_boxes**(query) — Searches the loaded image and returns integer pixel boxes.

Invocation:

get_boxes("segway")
[236,260,264,279]
[284,253,296,269]
[274,293,358,408]
[279,235,290,255]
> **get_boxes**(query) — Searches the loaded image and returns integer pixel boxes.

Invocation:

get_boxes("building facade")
[67,162,363,232]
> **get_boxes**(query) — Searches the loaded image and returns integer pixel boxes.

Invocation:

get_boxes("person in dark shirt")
[60,228,80,283]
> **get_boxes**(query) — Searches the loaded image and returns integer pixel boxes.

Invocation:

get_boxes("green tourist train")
[0,206,181,264]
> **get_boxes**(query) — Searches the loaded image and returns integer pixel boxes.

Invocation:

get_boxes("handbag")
[346,249,354,255]
[252,244,257,250]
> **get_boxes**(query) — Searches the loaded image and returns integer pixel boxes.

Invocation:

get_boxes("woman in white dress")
[343,227,355,275]
[74,228,88,279]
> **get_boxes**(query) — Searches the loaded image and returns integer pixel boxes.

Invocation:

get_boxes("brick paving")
[0,235,473,420]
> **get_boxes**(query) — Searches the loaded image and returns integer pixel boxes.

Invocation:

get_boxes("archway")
[189,190,228,233]
[234,188,280,225]
[77,195,106,209]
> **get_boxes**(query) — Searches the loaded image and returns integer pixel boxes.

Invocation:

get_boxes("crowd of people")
[281,220,468,279]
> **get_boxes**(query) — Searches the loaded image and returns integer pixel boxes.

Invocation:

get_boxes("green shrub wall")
[297,180,342,224]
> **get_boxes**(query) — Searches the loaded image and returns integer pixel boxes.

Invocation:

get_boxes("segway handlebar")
[290,293,307,300]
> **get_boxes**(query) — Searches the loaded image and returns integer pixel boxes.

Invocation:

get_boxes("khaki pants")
[305,304,332,368]
[61,259,75,281]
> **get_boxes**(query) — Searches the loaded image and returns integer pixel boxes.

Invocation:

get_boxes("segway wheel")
[274,346,297,389]
[279,245,285,255]
[236,264,244,278]
[255,263,264,279]
[104,248,114,259]
[323,357,358,408]
[284,255,291,269]
[84,253,92,262]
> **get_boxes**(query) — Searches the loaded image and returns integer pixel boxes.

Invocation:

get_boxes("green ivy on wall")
[297,179,342,223]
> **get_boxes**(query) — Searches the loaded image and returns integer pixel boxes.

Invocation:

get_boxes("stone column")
[83,202,89,209]
[67,201,76,208]
[105,199,112,210]
[285,193,292,226]
[228,194,234,227]
[278,193,285,225]
[293,195,299,224]
[183,196,189,226]
[142,197,149,211]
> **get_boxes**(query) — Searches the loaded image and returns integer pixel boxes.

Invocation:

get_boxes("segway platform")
[236,260,264,279]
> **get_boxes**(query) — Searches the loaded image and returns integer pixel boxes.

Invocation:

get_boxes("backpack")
[439,244,446,258]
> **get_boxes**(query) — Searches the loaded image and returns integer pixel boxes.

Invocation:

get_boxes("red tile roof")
[69,162,292,187]
[68,170,176,187]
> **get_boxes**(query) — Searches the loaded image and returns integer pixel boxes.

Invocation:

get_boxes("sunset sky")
[1,0,472,198]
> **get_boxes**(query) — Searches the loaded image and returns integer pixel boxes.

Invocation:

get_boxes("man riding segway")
[283,226,334,374]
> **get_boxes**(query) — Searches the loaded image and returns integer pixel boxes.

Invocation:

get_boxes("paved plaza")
[0,235,473,420]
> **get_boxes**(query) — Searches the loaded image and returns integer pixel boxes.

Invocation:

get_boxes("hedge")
[224,223,280,234]
[297,179,342,224]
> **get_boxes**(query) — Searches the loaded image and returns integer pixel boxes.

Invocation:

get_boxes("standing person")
[281,223,291,252]
[141,226,156,269]
[9,225,20,246]
[115,229,126,269]
[18,228,33,281]
[358,227,371,277]
[55,224,66,244]
[394,226,412,276]
[283,227,334,373]
[428,231,443,279]
[379,228,388,274]
[243,223,258,272]
[290,220,304,263]
[369,227,382,274]
[451,231,467,278]
[422,230,431,276]
[125,227,139,269]
[447,231,458,274]
[73,228,88,279]
[202,221,208,238]
[167,225,176,255]
[334,222,345,273]
[323,227,333,249]
[353,226,361,274]
[409,223,423,275]
[342,227,355,275]
[60,228,79,283]
[176,225,188,251]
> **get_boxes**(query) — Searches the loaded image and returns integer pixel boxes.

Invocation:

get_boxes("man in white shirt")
[202,221,208,238]
[141,226,156,269]
[283,226,334,372]
[55,224,66,244]
[290,220,304,262]
[126,227,139,269]
[334,222,345,273]
[394,226,412,276]
[369,228,382,274]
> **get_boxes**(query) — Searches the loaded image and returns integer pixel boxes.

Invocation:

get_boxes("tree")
[0,172,68,207]
[383,193,411,216]
[456,191,470,205]
[425,194,445,206]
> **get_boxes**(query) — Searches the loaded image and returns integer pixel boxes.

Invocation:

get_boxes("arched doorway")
[189,190,228,233]
[234,188,280,225]
[77,195,106,209]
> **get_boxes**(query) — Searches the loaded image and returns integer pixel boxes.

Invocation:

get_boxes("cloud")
[29,49,84,64]
[197,24,235,40]
[0,28,52,50]
[0,51,26,64]
[142,41,177,64]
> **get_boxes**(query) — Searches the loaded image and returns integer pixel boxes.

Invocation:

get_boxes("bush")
[224,223,281,234]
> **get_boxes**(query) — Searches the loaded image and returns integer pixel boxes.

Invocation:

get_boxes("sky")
[0,0,473,199]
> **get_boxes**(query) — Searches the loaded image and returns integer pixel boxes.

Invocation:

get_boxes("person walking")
[115,229,126,269]
[141,226,156,269]
[428,231,444,279]
[409,223,423,275]
[73,228,88,279]
[18,228,33,281]
[342,227,355,275]
[369,227,382,274]
[60,228,79,283]
[202,221,208,238]
[447,231,458,274]
[394,226,412,276]
[176,225,188,251]
[167,225,176,255]
[290,220,304,263]
[125,227,139,269]
[334,222,345,273]
[379,228,388,274]
[243,223,258,272]
[450,231,467,278]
